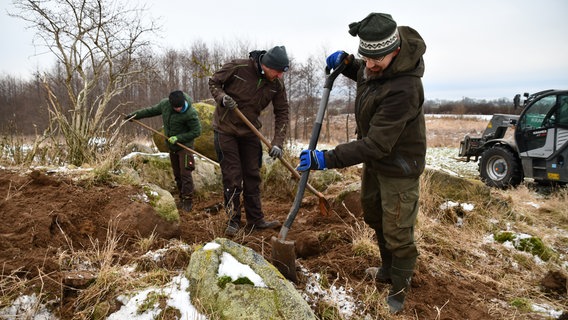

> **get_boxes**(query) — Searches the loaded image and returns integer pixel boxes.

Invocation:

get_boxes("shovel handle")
[123,114,219,167]
[231,108,325,199]
[278,61,349,241]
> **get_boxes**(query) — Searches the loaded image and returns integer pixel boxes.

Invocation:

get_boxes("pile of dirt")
[0,167,565,319]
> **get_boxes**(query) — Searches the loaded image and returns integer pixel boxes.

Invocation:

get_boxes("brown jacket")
[325,26,427,178]
[208,51,290,148]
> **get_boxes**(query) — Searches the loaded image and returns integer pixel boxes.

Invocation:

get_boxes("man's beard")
[364,67,383,79]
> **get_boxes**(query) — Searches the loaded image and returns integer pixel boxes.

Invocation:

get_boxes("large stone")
[152,101,217,162]
[113,182,181,239]
[120,152,222,197]
[187,238,316,320]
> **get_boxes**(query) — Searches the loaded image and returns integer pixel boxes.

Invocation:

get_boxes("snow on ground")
[4,146,563,319]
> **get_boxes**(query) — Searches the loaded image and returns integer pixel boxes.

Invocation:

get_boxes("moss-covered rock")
[187,238,316,320]
[120,152,221,198]
[142,183,179,222]
[425,167,490,202]
[152,102,217,162]
[493,231,558,261]
[192,102,216,162]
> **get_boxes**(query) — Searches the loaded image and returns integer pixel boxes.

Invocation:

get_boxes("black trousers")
[214,131,265,225]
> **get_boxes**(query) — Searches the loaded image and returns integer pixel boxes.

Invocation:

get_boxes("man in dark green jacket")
[297,13,426,314]
[126,90,202,212]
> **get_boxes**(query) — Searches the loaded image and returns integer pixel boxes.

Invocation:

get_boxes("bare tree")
[294,56,321,141]
[10,0,157,165]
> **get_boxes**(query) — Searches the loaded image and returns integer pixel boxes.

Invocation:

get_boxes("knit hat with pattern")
[349,13,400,58]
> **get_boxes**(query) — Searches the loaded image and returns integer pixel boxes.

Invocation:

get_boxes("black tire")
[479,145,523,189]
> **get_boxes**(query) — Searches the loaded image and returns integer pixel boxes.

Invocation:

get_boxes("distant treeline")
[0,47,518,138]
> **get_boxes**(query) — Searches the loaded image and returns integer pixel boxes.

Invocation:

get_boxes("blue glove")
[297,149,326,171]
[326,50,348,70]
[168,136,178,144]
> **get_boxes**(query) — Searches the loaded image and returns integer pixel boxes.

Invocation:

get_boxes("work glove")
[124,113,136,120]
[222,95,237,110]
[168,136,178,144]
[268,145,282,159]
[326,50,348,70]
[297,149,326,171]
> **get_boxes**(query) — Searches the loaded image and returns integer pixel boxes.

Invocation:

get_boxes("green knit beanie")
[348,13,400,58]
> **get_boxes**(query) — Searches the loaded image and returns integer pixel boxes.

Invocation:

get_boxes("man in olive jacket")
[126,90,202,212]
[209,46,290,236]
[297,13,426,314]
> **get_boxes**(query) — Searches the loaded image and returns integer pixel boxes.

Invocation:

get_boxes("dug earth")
[0,167,566,319]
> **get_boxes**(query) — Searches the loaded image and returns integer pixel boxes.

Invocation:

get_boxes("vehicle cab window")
[519,95,556,130]
[556,95,568,128]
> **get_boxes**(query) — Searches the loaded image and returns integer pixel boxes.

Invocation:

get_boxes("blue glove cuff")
[313,150,326,170]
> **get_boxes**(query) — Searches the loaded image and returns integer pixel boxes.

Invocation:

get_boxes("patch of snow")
[525,201,541,208]
[107,274,207,320]
[0,294,56,320]
[439,200,475,212]
[531,303,564,318]
[203,242,220,250]
[121,151,169,161]
[218,252,266,288]
[301,267,364,319]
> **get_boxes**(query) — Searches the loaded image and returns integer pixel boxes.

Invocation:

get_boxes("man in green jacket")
[209,46,290,236]
[126,90,202,212]
[297,13,426,314]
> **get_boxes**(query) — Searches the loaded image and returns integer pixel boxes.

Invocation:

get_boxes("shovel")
[123,114,219,167]
[231,107,330,216]
[271,59,350,282]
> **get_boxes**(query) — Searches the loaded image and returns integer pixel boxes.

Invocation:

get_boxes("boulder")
[120,152,221,197]
[116,182,181,239]
[152,101,217,162]
[187,238,316,320]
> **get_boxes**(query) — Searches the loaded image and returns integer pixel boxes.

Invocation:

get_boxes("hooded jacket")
[325,26,427,177]
[131,92,201,152]
[208,50,290,148]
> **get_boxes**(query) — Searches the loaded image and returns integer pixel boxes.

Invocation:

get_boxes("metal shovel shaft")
[277,87,330,241]
[231,107,328,210]
[276,60,350,241]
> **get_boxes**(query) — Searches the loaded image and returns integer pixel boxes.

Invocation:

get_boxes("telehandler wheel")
[479,145,523,189]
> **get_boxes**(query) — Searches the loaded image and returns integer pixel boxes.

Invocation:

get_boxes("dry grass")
[2,116,566,319]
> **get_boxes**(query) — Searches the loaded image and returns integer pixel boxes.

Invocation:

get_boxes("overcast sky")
[1,0,567,100]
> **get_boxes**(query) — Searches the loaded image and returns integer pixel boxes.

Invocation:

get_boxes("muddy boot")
[387,256,416,314]
[225,221,240,236]
[376,242,393,283]
[181,197,193,212]
[366,232,393,283]
[252,219,281,230]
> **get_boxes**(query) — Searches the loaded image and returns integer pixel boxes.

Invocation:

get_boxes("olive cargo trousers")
[360,165,420,260]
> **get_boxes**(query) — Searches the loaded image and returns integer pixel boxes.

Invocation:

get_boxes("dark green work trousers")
[169,148,195,201]
[361,165,420,259]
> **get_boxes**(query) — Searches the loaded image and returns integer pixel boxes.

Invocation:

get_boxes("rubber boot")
[366,230,393,283]
[387,256,416,314]
[181,197,193,212]
[376,242,393,283]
